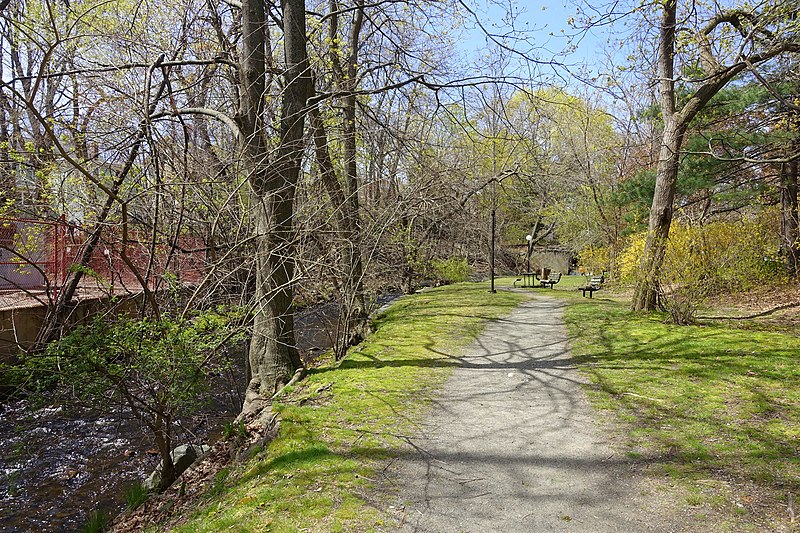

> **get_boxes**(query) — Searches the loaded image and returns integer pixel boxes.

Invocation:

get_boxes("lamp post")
[489,207,497,293]
[486,167,516,294]
[525,234,532,273]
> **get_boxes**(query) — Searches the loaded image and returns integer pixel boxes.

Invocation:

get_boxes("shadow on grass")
[563,297,800,494]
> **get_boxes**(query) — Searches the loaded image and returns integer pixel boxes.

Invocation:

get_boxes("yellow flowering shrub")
[576,245,612,275]
[619,210,783,293]
[617,232,647,282]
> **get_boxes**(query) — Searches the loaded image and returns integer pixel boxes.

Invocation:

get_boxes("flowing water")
[0,295,398,532]
[0,349,244,533]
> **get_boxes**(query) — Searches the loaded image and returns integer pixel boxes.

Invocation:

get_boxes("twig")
[698,301,800,321]
[271,367,307,400]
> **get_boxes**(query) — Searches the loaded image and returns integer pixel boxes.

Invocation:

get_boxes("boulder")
[142,443,210,492]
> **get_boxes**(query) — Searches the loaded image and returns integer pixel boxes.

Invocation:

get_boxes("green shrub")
[221,420,248,441]
[431,257,472,284]
[124,482,150,510]
[81,510,110,533]
[17,308,245,491]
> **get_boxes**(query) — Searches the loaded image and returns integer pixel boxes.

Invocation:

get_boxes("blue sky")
[457,0,613,70]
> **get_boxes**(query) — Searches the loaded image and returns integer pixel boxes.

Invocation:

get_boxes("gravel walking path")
[389,295,684,532]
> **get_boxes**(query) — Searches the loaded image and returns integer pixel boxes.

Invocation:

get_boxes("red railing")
[85,232,205,292]
[0,216,67,294]
[0,216,205,298]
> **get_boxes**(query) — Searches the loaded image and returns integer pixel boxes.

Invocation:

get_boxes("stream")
[0,296,397,532]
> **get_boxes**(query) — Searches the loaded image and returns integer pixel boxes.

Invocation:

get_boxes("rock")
[142,444,210,492]
[142,470,159,493]
[172,444,210,474]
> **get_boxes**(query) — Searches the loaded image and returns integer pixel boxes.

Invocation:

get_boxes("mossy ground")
[164,283,524,532]
[554,282,799,529]
[140,276,798,531]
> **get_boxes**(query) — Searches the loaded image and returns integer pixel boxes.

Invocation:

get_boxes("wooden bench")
[538,271,562,288]
[580,275,604,298]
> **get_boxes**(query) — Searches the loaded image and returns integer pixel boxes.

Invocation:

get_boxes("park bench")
[580,275,604,298]
[537,271,562,288]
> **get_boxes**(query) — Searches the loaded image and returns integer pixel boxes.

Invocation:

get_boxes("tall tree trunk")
[632,0,678,311]
[780,158,799,278]
[338,0,369,355]
[632,120,685,310]
[240,0,311,412]
[309,0,368,360]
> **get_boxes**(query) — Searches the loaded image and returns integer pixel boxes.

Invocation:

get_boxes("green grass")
[167,282,524,532]
[144,278,797,530]
[82,510,110,533]
[562,296,800,514]
[125,482,151,510]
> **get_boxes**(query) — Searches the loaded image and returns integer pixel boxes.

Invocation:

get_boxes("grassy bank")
[161,283,524,532]
[562,294,800,527]
[126,276,797,531]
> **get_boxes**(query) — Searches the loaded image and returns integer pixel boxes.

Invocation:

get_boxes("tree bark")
[337,0,369,356]
[307,0,368,360]
[632,0,678,311]
[780,157,799,278]
[240,0,311,411]
[632,120,686,310]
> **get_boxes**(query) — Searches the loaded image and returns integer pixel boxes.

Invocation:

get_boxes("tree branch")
[7,58,239,83]
[150,107,242,142]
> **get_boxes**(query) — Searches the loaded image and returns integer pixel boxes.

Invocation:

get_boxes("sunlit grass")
[563,296,800,519]
[150,278,799,530]
[168,283,525,532]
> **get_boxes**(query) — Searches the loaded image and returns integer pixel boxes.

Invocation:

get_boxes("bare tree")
[236,0,312,413]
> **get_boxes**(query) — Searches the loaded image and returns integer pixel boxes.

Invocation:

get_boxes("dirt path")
[388,295,686,532]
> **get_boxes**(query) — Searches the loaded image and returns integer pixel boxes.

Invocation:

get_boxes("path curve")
[389,294,683,532]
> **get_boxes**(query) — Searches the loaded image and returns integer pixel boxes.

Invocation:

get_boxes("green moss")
[168,282,524,532]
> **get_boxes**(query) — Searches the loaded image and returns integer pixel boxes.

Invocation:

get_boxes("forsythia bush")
[431,257,472,284]
[617,232,647,282]
[576,245,612,275]
[618,211,783,293]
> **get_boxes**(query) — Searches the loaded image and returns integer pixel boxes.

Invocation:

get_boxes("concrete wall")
[530,251,571,274]
[0,294,144,363]
[0,304,46,361]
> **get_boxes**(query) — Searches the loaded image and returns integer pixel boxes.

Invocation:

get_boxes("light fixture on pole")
[525,234,532,273]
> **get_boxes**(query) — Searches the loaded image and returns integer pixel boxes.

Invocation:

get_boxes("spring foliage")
[14,309,246,431]
[431,257,472,284]
[579,210,784,322]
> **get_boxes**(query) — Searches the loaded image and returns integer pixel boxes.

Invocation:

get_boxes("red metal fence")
[0,216,206,308]
[0,216,67,293]
[85,232,206,291]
